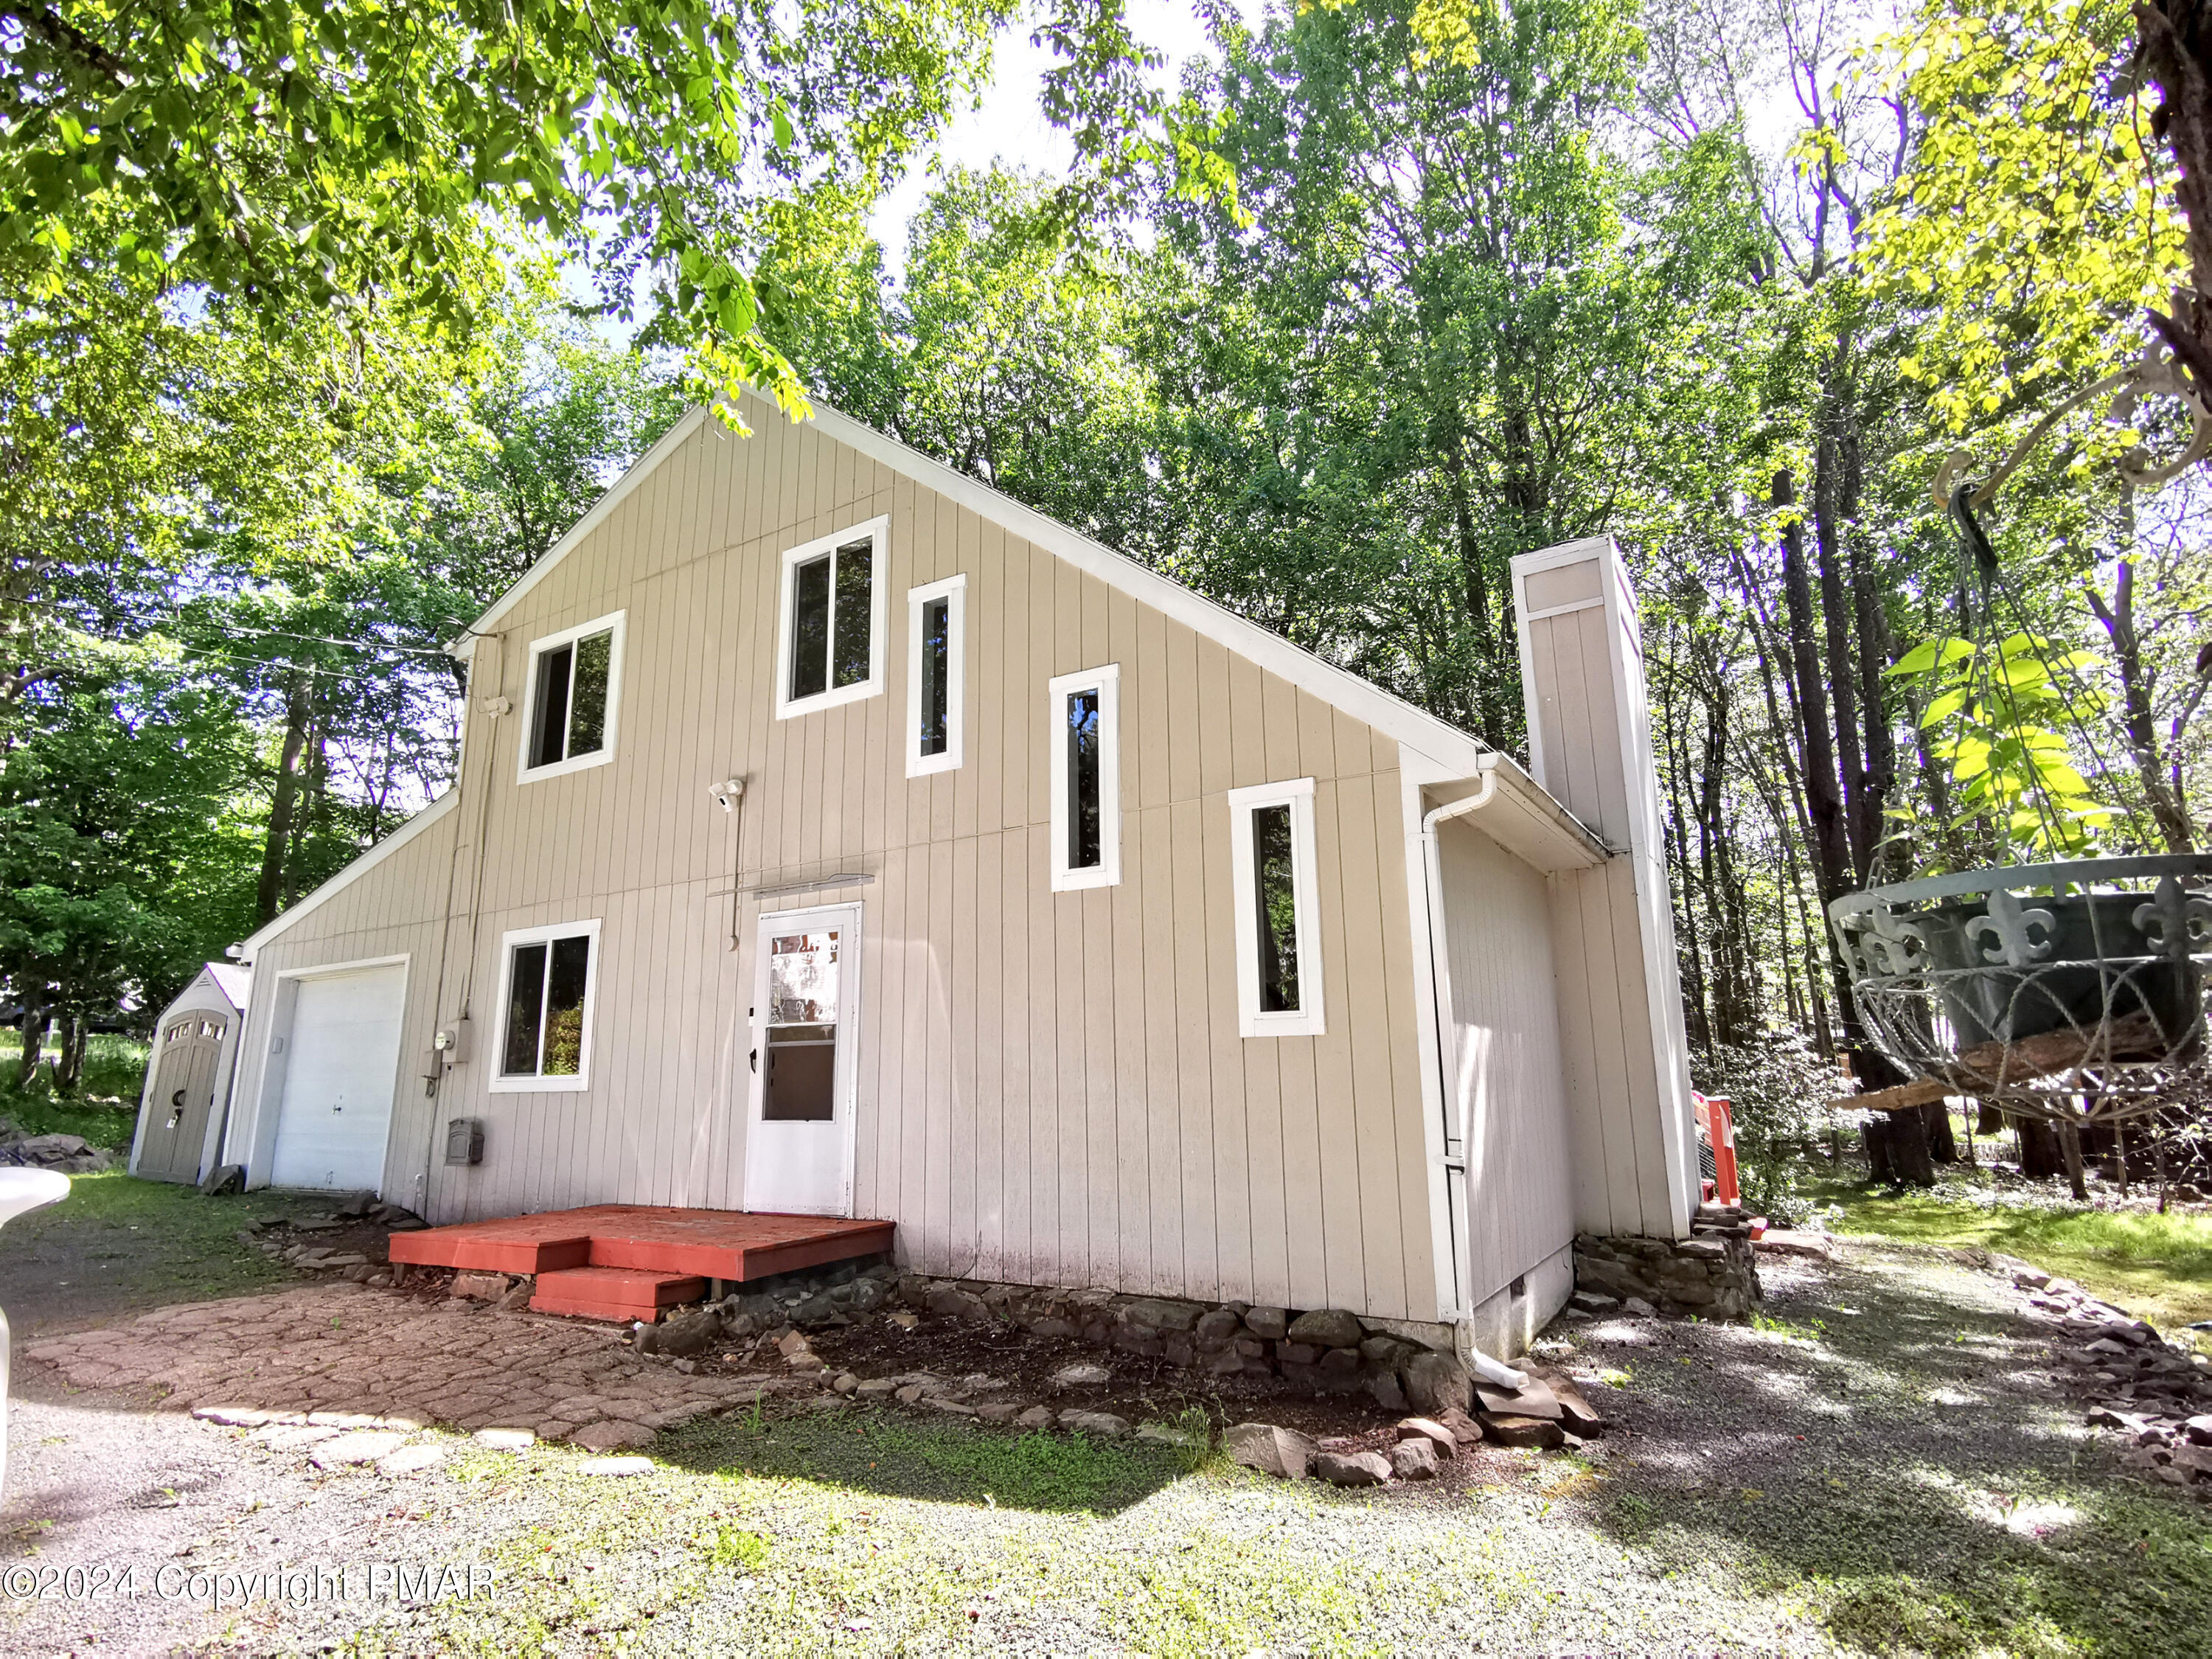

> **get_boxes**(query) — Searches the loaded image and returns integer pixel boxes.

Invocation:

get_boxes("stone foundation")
[641,1254,1481,1411]
[1573,1208,1762,1320]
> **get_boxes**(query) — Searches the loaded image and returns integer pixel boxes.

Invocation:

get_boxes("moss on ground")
[1809,1173,2212,1333]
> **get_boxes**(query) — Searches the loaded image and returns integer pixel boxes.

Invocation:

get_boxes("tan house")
[223,394,1698,1353]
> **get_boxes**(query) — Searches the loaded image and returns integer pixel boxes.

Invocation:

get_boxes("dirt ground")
[4,1199,2211,1655]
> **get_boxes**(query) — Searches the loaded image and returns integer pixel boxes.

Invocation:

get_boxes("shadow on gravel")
[653,1402,1193,1516]
[1580,1251,2212,1658]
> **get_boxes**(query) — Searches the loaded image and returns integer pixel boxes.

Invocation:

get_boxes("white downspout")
[1416,755,1529,1392]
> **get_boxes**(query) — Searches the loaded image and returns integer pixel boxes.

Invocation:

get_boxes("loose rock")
[1389,1438,1441,1481]
[1060,1410,1131,1439]
[473,1427,536,1452]
[1313,1450,1392,1486]
[1225,1422,1318,1480]
[1481,1413,1566,1450]
[1396,1416,1458,1455]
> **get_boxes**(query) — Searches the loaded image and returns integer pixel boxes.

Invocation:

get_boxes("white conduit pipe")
[1418,755,1531,1394]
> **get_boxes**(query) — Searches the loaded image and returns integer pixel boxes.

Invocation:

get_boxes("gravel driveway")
[4,1240,2207,1655]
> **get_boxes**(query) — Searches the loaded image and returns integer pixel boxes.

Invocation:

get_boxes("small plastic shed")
[129,964,250,1184]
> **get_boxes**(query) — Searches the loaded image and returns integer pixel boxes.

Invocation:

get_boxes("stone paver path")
[26,1284,797,1450]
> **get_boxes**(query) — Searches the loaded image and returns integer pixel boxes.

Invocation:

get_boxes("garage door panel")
[271,964,405,1192]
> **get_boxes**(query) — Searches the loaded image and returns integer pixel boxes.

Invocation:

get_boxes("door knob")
[748,1048,758,1074]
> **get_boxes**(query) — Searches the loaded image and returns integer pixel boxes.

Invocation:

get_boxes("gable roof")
[205,963,251,1009]
[458,392,1607,861]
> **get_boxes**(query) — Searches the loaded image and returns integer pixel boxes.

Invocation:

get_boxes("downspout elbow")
[1455,1321,1529,1391]
[1420,753,1500,843]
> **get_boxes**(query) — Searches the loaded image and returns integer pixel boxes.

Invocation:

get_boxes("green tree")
[0,0,1232,414]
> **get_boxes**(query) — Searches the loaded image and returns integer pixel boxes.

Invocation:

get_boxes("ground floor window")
[493,919,601,1091]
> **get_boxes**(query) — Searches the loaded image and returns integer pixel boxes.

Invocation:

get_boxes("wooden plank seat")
[386,1205,894,1323]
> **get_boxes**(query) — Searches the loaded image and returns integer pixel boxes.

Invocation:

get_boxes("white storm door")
[271,964,406,1191]
[743,905,862,1217]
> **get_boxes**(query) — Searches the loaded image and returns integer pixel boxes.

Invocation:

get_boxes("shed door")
[743,905,862,1217]
[271,964,406,1192]
[139,1015,226,1183]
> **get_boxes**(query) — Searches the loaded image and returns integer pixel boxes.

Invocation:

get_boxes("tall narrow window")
[1251,802,1300,1012]
[906,574,966,776]
[518,613,624,782]
[1067,689,1101,868]
[1228,779,1324,1036]
[493,919,601,1090]
[1048,664,1120,891]
[778,517,888,717]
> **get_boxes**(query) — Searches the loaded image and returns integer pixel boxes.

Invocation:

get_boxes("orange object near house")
[1708,1096,1739,1206]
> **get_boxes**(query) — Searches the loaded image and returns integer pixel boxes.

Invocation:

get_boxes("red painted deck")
[387,1206,894,1323]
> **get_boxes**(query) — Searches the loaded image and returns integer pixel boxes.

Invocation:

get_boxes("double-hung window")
[493,919,600,1091]
[1227,779,1324,1036]
[1048,664,1120,891]
[518,613,624,782]
[776,516,888,717]
[906,574,966,776]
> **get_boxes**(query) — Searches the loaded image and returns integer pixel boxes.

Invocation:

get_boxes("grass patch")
[0,1032,147,1150]
[660,1403,1186,1515]
[1811,1173,2212,1332]
[0,1169,328,1333]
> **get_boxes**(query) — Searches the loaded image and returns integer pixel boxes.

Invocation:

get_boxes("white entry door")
[743,905,862,1217]
[270,963,406,1192]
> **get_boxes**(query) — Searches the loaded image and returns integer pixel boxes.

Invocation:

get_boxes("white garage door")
[270,964,406,1192]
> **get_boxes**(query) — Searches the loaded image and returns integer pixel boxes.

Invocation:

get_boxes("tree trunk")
[1866,1113,1935,1187]
[55,1014,85,1096]
[15,1002,44,1089]
[2087,557,2198,852]
[2017,1116,2067,1179]
[1922,1102,1958,1164]
[2059,1119,2089,1200]
[257,672,312,923]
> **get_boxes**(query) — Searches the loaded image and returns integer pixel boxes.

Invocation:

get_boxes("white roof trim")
[453,404,712,648]
[239,789,459,955]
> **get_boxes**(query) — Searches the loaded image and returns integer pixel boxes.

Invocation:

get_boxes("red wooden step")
[531,1265,708,1324]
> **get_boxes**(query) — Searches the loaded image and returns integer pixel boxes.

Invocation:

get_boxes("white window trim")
[775,515,890,720]
[1227,777,1325,1037]
[1048,663,1121,891]
[515,611,626,785]
[488,918,602,1093]
[906,573,967,777]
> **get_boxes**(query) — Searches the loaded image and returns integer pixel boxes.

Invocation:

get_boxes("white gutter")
[1415,754,1530,1393]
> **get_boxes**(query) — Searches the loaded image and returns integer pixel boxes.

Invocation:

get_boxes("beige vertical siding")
[231,409,1545,1321]
[1514,539,1699,1240]
[1434,817,1575,1304]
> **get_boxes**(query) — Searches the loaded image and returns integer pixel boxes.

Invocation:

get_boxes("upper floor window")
[1228,778,1324,1036]
[1048,664,1120,891]
[777,516,888,718]
[519,612,624,783]
[907,574,966,777]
